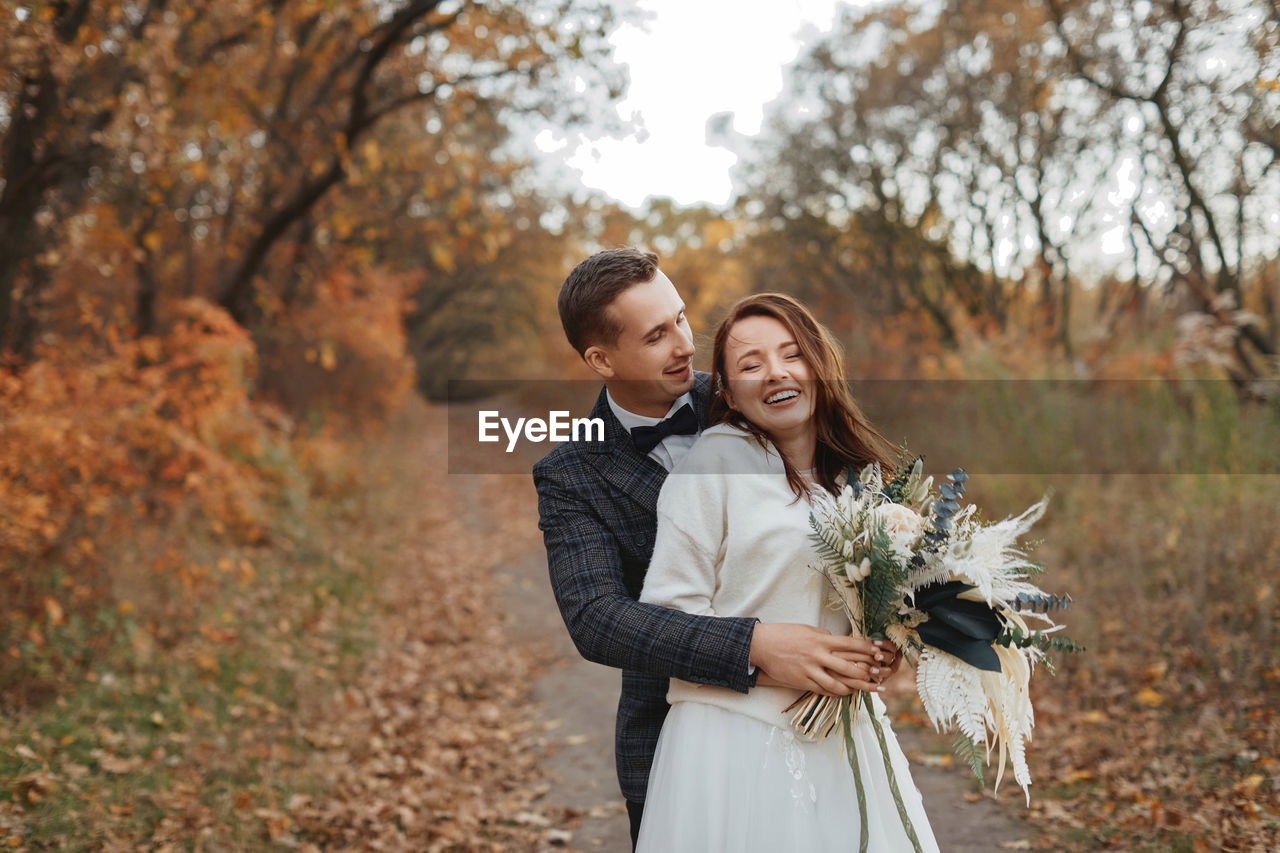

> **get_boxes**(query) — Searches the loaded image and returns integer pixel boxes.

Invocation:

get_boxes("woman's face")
[721,314,816,443]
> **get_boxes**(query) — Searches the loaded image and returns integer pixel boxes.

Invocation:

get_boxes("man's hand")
[750,623,891,695]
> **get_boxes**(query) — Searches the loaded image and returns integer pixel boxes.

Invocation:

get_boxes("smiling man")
[532,248,889,849]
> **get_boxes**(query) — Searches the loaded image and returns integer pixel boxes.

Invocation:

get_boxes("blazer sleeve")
[534,457,757,693]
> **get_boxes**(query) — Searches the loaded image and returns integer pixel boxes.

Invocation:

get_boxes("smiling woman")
[634,291,936,852]
[708,292,897,500]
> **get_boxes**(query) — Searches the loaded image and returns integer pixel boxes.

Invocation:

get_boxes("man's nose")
[673,326,695,356]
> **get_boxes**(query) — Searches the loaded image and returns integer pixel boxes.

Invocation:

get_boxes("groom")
[533,248,894,847]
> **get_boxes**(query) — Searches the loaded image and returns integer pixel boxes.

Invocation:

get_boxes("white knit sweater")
[639,423,852,728]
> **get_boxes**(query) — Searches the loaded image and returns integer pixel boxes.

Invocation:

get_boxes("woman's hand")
[755,661,883,695]
[750,624,885,694]
[831,638,902,688]
[879,640,904,679]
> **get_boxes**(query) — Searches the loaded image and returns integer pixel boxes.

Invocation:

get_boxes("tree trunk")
[217,158,344,328]
[0,70,58,357]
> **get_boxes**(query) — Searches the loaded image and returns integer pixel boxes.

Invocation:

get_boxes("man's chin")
[663,370,695,395]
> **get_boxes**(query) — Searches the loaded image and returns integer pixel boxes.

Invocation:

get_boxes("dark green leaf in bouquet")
[882,455,914,502]
[953,733,986,787]
[808,513,848,567]
[912,581,1003,671]
[1012,592,1074,614]
[916,620,1002,672]
[996,626,1086,654]
[862,527,910,638]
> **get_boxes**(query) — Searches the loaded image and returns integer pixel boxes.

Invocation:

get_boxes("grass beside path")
[7,394,1274,852]
[1,398,553,851]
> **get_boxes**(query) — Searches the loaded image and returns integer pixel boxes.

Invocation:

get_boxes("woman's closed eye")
[739,353,798,371]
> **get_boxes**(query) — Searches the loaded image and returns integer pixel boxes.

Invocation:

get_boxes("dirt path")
[499,542,1037,852]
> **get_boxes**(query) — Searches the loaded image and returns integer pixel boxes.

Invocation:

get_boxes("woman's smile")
[763,387,802,406]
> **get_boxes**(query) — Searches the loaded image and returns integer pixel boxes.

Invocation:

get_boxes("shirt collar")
[606,389,696,432]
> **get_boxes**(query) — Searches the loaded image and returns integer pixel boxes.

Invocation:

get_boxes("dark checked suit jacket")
[532,372,758,803]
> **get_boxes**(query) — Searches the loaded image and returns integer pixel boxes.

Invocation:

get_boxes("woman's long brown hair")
[709,293,899,499]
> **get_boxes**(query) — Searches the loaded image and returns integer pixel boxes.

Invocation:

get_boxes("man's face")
[584,270,696,418]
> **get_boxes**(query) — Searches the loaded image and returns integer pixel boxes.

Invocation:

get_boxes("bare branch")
[361,63,544,129]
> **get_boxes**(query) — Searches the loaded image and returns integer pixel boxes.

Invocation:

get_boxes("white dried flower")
[869,502,926,556]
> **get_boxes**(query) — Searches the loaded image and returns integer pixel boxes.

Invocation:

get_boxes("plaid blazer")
[533,372,758,803]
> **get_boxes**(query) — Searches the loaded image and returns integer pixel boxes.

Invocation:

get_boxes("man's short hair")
[557,248,660,356]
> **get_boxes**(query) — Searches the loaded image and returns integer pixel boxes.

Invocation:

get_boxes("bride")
[636,293,940,852]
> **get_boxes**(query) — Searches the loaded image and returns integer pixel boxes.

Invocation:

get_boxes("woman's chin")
[757,414,815,441]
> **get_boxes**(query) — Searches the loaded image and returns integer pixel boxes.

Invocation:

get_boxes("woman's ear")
[721,385,735,411]
[582,345,614,379]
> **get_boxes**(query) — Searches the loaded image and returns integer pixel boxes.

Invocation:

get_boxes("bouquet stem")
[862,691,925,853]
[838,696,870,853]
[784,691,842,739]
[830,691,925,852]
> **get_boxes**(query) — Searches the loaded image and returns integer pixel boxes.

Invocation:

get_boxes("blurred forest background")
[2,0,1278,850]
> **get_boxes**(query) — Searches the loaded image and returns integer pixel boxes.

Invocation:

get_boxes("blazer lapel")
[583,386,667,511]
[691,370,712,428]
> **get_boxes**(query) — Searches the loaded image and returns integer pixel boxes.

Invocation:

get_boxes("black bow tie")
[630,403,699,454]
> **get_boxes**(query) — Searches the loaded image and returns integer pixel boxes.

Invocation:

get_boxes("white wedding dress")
[636,425,939,852]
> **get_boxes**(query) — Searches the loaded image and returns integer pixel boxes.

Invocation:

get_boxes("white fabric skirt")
[636,698,940,852]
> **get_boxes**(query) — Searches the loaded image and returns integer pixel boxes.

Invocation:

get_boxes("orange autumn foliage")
[257,267,416,427]
[0,299,297,632]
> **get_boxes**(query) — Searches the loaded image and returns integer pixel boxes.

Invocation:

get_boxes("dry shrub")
[0,299,303,696]
[259,268,416,428]
[292,429,365,500]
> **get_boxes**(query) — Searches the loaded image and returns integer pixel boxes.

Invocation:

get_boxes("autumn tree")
[732,5,1004,345]
[737,0,1280,372]
[0,0,630,642]
[1044,0,1279,378]
[549,197,752,340]
[0,0,623,375]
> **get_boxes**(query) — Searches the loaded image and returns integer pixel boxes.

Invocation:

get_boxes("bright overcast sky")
[524,0,1280,275]
[535,0,863,209]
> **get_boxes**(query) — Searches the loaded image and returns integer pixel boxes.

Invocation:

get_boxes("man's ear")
[582,345,615,379]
